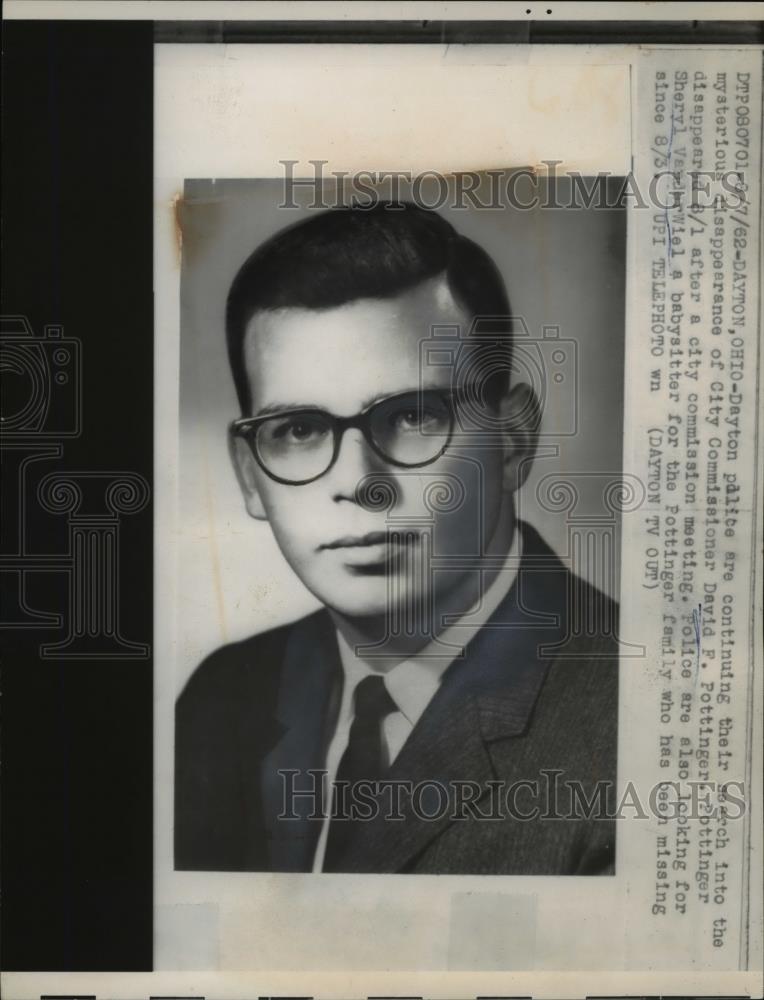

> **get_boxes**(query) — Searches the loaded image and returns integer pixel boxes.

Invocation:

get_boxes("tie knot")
[353,674,397,722]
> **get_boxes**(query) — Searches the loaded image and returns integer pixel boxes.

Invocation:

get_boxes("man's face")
[234,275,514,621]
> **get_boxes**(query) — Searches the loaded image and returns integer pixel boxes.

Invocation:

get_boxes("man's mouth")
[320,531,418,571]
[321,531,395,550]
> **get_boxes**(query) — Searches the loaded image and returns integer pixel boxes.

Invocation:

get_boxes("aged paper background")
[3,3,762,999]
[152,37,761,998]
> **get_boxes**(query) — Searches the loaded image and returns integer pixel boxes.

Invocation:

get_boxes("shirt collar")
[334,527,523,729]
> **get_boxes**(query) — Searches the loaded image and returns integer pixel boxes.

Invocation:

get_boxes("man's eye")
[271,418,328,443]
[288,421,316,440]
[391,407,440,430]
[397,409,420,427]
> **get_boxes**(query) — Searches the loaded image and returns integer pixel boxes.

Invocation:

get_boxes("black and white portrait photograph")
[173,175,626,876]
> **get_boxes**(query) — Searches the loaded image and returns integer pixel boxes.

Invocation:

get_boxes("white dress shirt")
[312,528,522,871]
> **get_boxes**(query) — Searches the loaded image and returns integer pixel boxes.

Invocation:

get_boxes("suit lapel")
[260,611,342,871]
[338,679,494,872]
[339,523,570,873]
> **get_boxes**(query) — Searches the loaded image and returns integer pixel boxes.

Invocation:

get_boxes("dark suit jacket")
[175,522,618,875]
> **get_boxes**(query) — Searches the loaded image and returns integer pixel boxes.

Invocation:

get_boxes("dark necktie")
[323,674,397,871]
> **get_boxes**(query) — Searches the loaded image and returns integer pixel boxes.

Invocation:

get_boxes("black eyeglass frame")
[228,386,470,486]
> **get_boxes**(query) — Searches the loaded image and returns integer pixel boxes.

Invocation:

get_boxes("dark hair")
[226,202,513,415]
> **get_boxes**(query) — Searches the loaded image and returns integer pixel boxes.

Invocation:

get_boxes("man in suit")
[175,202,618,874]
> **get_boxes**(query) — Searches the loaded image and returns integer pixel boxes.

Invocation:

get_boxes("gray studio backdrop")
[177,176,626,691]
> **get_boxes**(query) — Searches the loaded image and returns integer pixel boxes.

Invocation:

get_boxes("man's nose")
[328,428,389,503]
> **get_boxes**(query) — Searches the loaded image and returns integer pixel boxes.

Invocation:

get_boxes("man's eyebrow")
[359,390,411,411]
[359,386,445,410]
[254,401,323,418]
[254,387,440,419]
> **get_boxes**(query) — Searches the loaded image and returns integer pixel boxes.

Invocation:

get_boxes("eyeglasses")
[229,387,465,486]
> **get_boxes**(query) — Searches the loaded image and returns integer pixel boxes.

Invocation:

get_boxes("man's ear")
[229,433,268,521]
[497,381,541,494]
